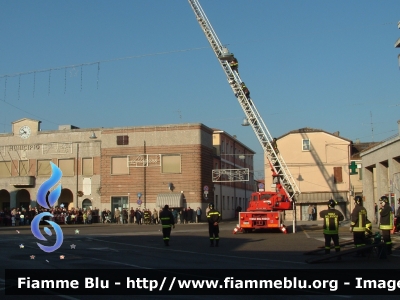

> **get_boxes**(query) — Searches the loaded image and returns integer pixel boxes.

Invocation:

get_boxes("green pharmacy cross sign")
[349,161,358,175]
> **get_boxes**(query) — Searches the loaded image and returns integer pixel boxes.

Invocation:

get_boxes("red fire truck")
[188,0,301,233]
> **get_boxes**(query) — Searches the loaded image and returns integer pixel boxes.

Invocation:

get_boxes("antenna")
[370,111,374,142]
[176,110,182,120]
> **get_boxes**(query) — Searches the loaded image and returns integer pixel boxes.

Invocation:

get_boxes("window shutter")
[117,135,129,145]
[333,167,343,183]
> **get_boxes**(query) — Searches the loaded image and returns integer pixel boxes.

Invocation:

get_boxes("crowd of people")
[0,206,99,226]
[102,207,204,225]
[0,205,208,226]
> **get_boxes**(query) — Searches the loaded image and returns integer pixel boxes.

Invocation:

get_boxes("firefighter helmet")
[208,203,214,209]
[380,196,389,203]
[354,196,363,205]
[328,199,336,208]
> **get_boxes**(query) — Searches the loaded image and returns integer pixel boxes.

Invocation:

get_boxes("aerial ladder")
[188,0,300,201]
[188,0,301,232]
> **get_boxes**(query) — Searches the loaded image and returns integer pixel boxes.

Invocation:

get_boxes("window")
[0,161,11,178]
[161,154,181,174]
[333,167,343,183]
[111,157,129,175]
[37,160,51,176]
[19,160,29,176]
[82,158,93,176]
[302,139,310,151]
[117,135,129,145]
[59,159,75,176]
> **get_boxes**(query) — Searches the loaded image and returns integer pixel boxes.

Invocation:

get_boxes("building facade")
[0,118,101,212]
[212,130,256,218]
[360,120,400,221]
[267,128,352,221]
[0,118,255,220]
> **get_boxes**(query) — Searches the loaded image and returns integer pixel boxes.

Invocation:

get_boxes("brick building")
[0,118,255,220]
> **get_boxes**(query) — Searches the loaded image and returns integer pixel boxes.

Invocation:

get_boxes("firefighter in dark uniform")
[207,203,221,247]
[319,199,344,255]
[229,57,238,73]
[350,196,369,256]
[159,205,175,246]
[240,82,250,99]
[379,196,393,255]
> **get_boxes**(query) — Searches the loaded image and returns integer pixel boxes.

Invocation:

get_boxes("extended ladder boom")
[188,0,300,200]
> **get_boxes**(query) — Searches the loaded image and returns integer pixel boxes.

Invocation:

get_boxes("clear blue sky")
[1,0,400,179]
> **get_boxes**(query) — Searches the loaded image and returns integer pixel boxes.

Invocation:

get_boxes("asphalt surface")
[1,220,399,299]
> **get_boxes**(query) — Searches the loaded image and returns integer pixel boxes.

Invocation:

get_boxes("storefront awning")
[296,192,348,204]
[156,193,183,208]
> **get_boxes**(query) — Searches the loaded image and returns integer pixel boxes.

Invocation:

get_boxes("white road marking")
[89,237,306,265]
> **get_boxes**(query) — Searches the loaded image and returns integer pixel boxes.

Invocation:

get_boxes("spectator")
[171,208,178,224]
[130,208,135,224]
[122,209,128,224]
[135,209,142,225]
[114,208,121,224]
[196,207,202,223]
[308,205,313,221]
[87,210,92,224]
[187,207,193,223]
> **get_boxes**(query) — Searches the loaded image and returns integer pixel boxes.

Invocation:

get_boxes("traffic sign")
[204,185,209,191]
[137,199,142,205]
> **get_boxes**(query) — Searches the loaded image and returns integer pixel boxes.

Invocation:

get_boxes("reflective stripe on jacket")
[351,204,368,232]
[320,208,344,234]
[379,205,393,230]
[159,210,174,228]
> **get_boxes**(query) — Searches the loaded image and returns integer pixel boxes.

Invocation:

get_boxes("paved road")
[1,220,399,299]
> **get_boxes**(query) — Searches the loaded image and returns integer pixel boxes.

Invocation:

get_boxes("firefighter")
[159,205,175,246]
[207,203,221,247]
[229,57,238,73]
[240,82,250,99]
[350,196,369,256]
[319,199,344,255]
[379,196,393,255]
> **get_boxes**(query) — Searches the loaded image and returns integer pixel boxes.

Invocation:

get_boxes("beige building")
[212,130,256,217]
[360,120,400,221]
[267,128,352,221]
[0,118,255,220]
[0,118,101,211]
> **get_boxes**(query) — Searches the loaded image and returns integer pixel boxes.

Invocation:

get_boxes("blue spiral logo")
[31,162,64,253]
